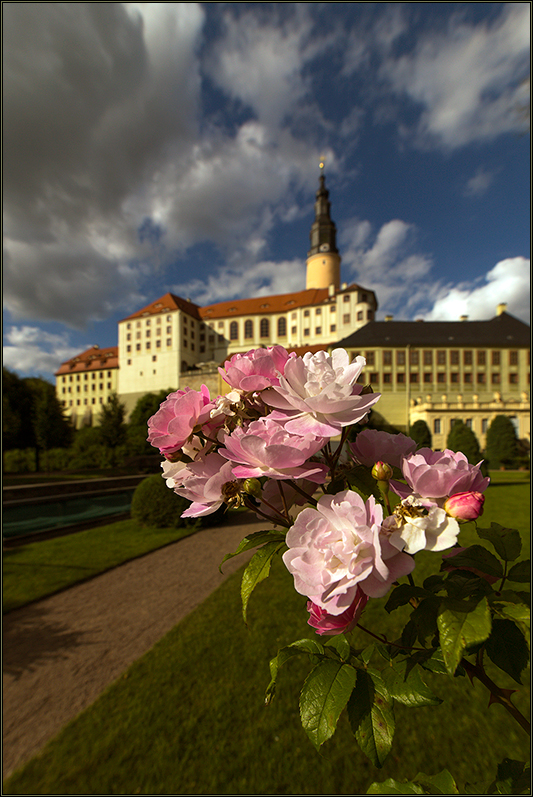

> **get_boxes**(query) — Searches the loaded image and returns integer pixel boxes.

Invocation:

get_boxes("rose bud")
[371,461,394,482]
[242,478,262,498]
[444,491,485,521]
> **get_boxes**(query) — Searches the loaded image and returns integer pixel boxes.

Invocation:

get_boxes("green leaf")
[366,779,425,794]
[384,584,429,613]
[497,589,530,605]
[442,545,503,579]
[241,541,284,624]
[476,523,522,562]
[444,571,494,601]
[487,759,531,795]
[412,770,459,794]
[325,634,351,661]
[348,669,395,768]
[437,597,491,675]
[507,559,530,583]
[220,529,286,571]
[299,659,357,749]
[492,601,530,640]
[485,620,529,684]
[381,661,442,707]
[346,465,382,503]
[410,597,441,644]
[265,638,324,705]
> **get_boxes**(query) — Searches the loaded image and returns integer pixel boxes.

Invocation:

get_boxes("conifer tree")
[485,415,519,469]
[446,420,482,465]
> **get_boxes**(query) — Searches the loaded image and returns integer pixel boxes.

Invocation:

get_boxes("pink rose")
[264,349,381,438]
[282,491,415,615]
[219,345,294,392]
[350,429,417,469]
[442,547,499,584]
[390,448,490,501]
[172,452,237,517]
[147,385,216,456]
[444,491,485,521]
[219,417,328,482]
[307,588,369,636]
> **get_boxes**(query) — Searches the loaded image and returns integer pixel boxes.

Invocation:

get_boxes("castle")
[55,172,530,449]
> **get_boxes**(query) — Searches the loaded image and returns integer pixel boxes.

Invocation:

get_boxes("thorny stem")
[277,481,290,519]
[242,496,290,529]
[328,427,349,480]
[460,657,530,736]
[356,623,427,652]
[287,480,318,507]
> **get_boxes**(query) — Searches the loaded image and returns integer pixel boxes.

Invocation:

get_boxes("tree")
[409,420,432,449]
[485,415,519,470]
[446,420,482,465]
[2,367,36,453]
[23,377,73,471]
[127,389,171,455]
[98,393,128,450]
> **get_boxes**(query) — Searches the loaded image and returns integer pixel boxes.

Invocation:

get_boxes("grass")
[2,519,201,614]
[3,478,530,795]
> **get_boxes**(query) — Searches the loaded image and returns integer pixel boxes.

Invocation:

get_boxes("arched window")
[244,319,253,339]
[229,321,238,340]
[260,318,270,338]
[277,317,287,337]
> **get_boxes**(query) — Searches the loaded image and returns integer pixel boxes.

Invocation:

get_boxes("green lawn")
[2,519,201,613]
[3,478,530,795]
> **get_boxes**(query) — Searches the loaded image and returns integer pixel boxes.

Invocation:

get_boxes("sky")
[3,2,530,382]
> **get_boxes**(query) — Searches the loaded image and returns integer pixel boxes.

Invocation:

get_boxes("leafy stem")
[460,656,530,736]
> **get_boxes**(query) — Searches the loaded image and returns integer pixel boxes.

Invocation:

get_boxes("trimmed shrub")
[485,415,519,470]
[409,420,432,449]
[447,421,482,464]
[131,474,227,530]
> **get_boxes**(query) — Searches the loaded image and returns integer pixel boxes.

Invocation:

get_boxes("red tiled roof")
[200,288,332,320]
[120,292,202,322]
[55,345,119,376]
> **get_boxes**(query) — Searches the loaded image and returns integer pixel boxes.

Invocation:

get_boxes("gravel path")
[2,514,264,780]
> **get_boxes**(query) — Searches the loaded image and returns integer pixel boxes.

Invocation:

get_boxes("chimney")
[328,283,335,297]
[341,282,348,290]
[384,314,394,322]
[497,303,507,316]
[460,315,468,321]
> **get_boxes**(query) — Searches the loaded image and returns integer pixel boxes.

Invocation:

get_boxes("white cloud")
[380,3,530,148]
[171,258,307,306]
[463,167,497,197]
[3,327,81,377]
[424,257,530,322]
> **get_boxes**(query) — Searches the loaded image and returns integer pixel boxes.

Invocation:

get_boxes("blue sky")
[3,2,530,381]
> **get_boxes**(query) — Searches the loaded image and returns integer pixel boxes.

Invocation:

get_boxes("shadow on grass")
[3,603,89,679]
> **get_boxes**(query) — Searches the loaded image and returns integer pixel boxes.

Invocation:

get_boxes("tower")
[306,168,341,290]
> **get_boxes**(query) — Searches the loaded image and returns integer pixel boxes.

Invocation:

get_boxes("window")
[343,294,350,302]
[218,322,224,329]
[107,382,111,389]
[477,351,486,366]
[291,326,297,334]
[99,384,103,390]
[126,345,131,353]
[509,373,519,384]
[491,373,501,384]
[509,351,519,365]
[397,373,405,384]
[383,351,392,365]
[361,292,367,302]
[200,346,205,353]
[304,309,310,317]
[229,321,238,340]
[465,419,473,429]
[291,312,297,320]
[423,351,432,365]
[260,318,269,338]
[330,305,336,313]
[366,351,375,366]
[156,328,161,336]
[464,373,472,383]
[343,314,351,324]
[183,340,188,348]
[410,350,419,365]
[477,373,486,384]
[315,308,321,315]
[367,310,374,320]
[451,372,459,383]
[482,418,488,434]
[152,355,157,362]
[433,419,441,434]
[423,373,433,383]
[450,350,459,365]
[304,328,310,337]
[464,351,473,365]
[396,351,406,365]
[357,311,363,321]
[136,343,141,351]
[409,373,419,383]
[146,319,151,326]
[146,342,151,349]
[437,350,446,365]
[492,351,500,365]
[244,320,253,339]
[315,327,322,335]
[330,325,336,332]
[166,338,171,346]
[370,373,379,383]
[166,326,171,334]
[277,317,287,337]
[126,323,131,330]
[126,333,131,341]
[437,373,446,383]
[156,340,161,348]
[383,373,392,383]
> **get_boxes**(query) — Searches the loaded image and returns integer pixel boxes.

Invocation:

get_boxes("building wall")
[343,342,530,440]
[56,366,119,429]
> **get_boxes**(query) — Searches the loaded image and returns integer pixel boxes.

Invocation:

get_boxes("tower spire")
[305,166,341,290]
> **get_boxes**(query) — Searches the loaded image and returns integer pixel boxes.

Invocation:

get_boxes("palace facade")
[55,173,530,449]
